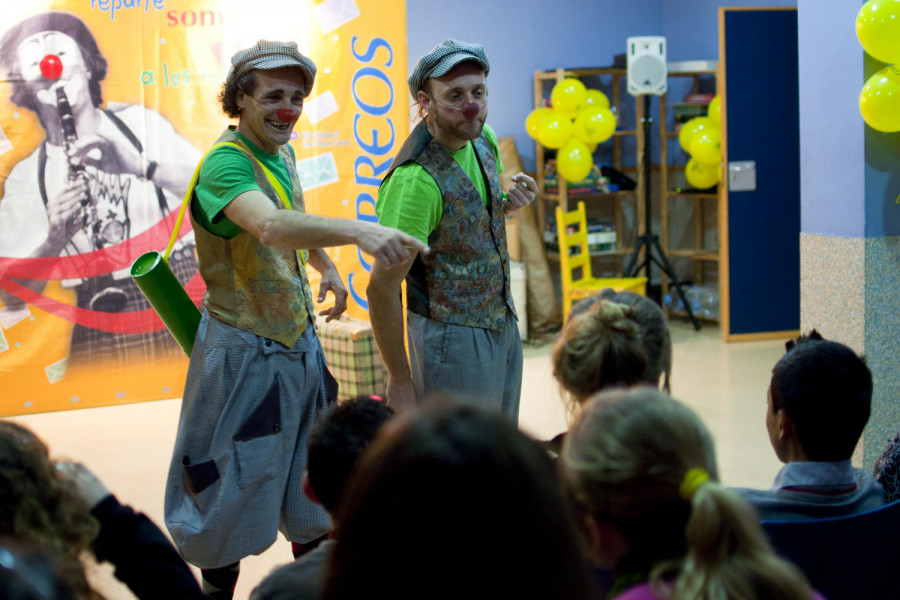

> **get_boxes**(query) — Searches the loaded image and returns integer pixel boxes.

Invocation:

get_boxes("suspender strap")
[165,142,295,261]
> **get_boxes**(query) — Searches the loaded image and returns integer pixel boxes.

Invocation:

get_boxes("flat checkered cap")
[408,39,489,97]
[228,40,317,97]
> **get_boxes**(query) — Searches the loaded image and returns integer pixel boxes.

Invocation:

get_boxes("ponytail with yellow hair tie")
[679,467,710,501]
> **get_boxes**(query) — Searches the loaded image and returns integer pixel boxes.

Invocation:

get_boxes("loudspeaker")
[627,36,667,95]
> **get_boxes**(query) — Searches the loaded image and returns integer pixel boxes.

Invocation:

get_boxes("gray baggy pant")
[407,310,522,421]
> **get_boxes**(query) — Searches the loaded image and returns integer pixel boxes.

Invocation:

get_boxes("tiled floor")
[9,319,788,599]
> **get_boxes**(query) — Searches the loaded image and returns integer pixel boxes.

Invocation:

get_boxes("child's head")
[553,292,671,409]
[306,396,394,514]
[596,289,672,391]
[768,330,872,462]
[562,387,716,570]
[326,403,593,600]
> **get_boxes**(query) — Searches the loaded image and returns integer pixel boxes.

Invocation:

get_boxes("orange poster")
[0,0,408,416]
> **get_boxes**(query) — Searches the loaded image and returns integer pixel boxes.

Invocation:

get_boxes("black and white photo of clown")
[0,11,201,369]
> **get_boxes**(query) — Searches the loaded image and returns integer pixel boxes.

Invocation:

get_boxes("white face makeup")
[17,31,91,109]
[236,67,306,154]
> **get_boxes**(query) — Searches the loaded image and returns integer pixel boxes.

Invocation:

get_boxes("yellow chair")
[555,201,647,323]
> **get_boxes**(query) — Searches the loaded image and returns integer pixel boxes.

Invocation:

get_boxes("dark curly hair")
[0,422,101,600]
[0,12,108,118]
[307,396,394,513]
[218,70,258,118]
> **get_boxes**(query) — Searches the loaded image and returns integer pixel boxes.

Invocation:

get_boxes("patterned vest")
[384,122,515,331]
[190,128,315,347]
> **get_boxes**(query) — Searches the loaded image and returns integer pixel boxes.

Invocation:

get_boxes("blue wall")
[798,0,866,238]
[662,0,796,60]
[406,0,797,171]
[406,0,660,171]
[796,0,900,238]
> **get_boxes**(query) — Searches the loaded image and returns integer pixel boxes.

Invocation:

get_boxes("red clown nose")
[40,54,63,80]
[277,108,299,122]
[461,102,480,119]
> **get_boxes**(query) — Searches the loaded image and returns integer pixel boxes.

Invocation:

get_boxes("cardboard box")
[506,217,521,261]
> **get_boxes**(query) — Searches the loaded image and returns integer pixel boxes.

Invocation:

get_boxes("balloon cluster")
[525,78,616,182]
[857,0,900,132]
[678,96,722,190]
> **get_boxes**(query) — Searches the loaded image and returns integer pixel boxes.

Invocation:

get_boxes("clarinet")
[55,88,127,312]
[56,88,97,233]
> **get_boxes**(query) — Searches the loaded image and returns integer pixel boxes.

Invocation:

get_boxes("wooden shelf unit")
[533,67,642,278]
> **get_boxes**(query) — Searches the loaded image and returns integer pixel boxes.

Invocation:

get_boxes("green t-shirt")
[376,124,503,244]
[192,131,295,238]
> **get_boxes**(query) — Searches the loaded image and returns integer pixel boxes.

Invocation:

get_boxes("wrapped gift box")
[315,314,387,401]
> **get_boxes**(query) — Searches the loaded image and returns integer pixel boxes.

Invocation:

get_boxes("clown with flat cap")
[163,40,426,598]
[368,39,537,419]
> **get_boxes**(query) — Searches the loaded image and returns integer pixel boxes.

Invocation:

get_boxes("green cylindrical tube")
[130,251,201,356]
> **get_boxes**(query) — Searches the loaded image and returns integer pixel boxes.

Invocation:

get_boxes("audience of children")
[562,387,823,600]
[250,395,394,600]
[6,292,893,599]
[732,330,885,520]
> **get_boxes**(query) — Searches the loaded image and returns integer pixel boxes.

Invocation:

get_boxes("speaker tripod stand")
[625,94,700,331]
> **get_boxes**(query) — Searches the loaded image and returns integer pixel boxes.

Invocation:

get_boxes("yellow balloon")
[859,65,900,132]
[525,107,553,140]
[551,78,587,115]
[688,127,722,165]
[537,110,574,149]
[678,117,713,153]
[707,96,721,125]
[584,89,610,110]
[857,0,900,64]
[556,139,594,182]
[685,158,720,190]
[573,107,616,144]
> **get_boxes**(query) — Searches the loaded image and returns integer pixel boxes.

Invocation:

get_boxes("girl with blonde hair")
[553,291,671,411]
[561,387,822,600]
[546,293,672,456]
